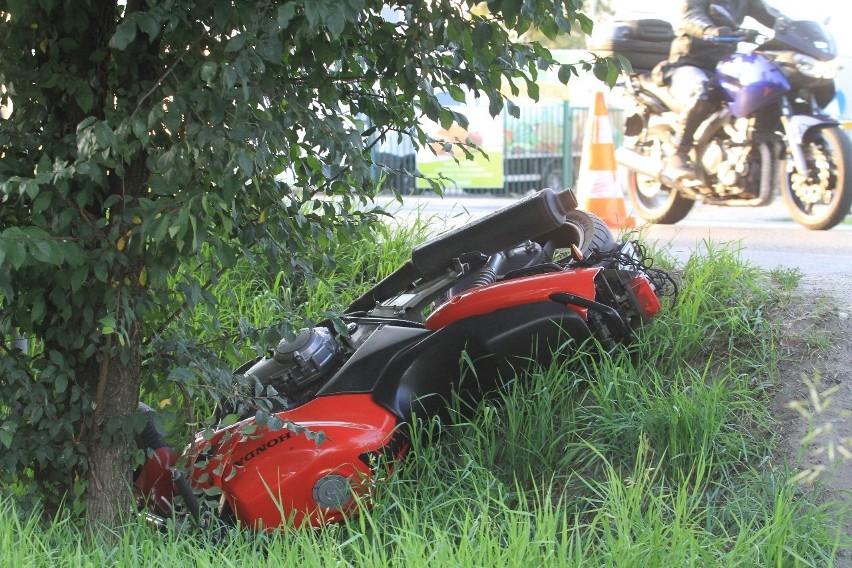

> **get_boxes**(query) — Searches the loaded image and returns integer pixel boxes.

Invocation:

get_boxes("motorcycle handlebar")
[702,30,760,43]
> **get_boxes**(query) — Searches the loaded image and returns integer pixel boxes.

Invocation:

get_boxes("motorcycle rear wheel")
[624,126,695,225]
[780,125,852,230]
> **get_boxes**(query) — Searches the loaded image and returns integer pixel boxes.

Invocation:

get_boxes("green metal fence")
[373,102,624,196]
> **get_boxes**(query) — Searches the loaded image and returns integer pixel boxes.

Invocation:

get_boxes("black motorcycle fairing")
[314,325,431,397]
[317,301,592,423]
[380,302,593,423]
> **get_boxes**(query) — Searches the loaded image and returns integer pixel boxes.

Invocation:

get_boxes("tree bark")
[84,317,142,530]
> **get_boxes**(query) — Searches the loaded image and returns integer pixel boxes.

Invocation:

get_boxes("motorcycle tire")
[780,125,852,230]
[567,209,617,256]
[533,209,616,265]
[624,125,694,225]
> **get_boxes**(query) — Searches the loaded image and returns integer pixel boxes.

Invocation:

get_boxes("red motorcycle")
[134,188,669,531]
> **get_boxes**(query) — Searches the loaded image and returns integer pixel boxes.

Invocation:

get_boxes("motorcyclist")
[666,0,787,180]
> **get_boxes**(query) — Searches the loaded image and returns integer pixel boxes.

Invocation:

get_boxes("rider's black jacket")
[669,0,782,70]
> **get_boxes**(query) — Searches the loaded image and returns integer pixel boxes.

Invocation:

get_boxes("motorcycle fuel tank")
[716,52,790,118]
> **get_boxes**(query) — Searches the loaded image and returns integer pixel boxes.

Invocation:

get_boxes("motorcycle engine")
[244,327,341,397]
[701,139,757,197]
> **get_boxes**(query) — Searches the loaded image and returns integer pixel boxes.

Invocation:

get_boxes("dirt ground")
[768,274,852,561]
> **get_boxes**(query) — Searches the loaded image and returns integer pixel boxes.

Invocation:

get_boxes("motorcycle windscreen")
[766,20,836,61]
[716,53,790,118]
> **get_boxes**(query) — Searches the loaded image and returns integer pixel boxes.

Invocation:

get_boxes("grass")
[2,219,849,566]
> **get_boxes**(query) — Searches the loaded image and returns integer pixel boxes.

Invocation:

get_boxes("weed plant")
[2,220,847,566]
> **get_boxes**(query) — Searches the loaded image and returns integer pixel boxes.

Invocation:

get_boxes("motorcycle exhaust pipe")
[410,187,576,279]
[615,147,701,198]
[346,188,578,314]
[614,147,665,181]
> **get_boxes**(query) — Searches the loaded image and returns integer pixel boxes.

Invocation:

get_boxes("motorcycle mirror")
[709,4,737,28]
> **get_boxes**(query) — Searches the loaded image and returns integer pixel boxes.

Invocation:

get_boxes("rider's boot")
[665,99,716,181]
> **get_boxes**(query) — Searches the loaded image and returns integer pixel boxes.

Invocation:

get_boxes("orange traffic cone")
[575,90,635,229]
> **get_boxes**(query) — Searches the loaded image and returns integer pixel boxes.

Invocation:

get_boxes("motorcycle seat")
[634,72,684,114]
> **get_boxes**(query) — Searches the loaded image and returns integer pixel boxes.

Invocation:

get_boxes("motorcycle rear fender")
[187,393,402,530]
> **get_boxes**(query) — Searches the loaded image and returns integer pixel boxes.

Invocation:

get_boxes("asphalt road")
[379,195,852,277]
[642,201,852,276]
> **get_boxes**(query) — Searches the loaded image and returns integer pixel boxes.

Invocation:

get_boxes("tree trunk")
[84,317,142,530]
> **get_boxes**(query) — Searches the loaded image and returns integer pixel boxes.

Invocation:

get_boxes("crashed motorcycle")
[602,10,852,230]
[134,188,669,531]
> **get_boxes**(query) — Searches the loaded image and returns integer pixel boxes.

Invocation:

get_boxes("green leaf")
[525,79,539,101]
[30,239,64,266]
[326,6,345,37]
[2,241,26,269]
[132,114,150,145]
[488,94,501,117]
[137,13,160,39]
[109,20,137,50]
[55,375,68,394]
[225,34,247,53]
[304,3,320,28]
[615,54,633,74]
[219,414,239,428]
[93,262,108,283]
[200,61,217,84]
[76,83,94,113]
[501,0,521,25]
[423,96,440,122]
[237,152,254,177]
[447,85,466,104]
[0,423,16,449]
[223,66,237,89]
[593,59,609,82]
[277,3,297,29]
[557,64,573,85]
[439,108,454,131]
[507,100,520,119]
[606,62,619,86]
[32,191,52,216]
[31,296,46,323]
[100,315,116,335]
[577,13,594,35]
[70,266,88,293]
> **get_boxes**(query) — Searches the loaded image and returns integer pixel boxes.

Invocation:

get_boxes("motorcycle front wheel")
[780,125,852,230]
[624,126,695,225]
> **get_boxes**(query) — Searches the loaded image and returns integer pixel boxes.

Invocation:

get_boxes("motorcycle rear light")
[628,274,661,319]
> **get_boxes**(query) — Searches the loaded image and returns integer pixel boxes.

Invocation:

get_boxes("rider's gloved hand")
[707,26,734,38]
[735,29,759,42]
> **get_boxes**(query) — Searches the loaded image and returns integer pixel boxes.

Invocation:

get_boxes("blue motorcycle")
[611,8,852,230]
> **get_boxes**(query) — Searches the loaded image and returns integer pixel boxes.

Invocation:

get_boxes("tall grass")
[3,221,848,566]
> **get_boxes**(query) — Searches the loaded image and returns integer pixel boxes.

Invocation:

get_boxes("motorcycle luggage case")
[589,19,674,72]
